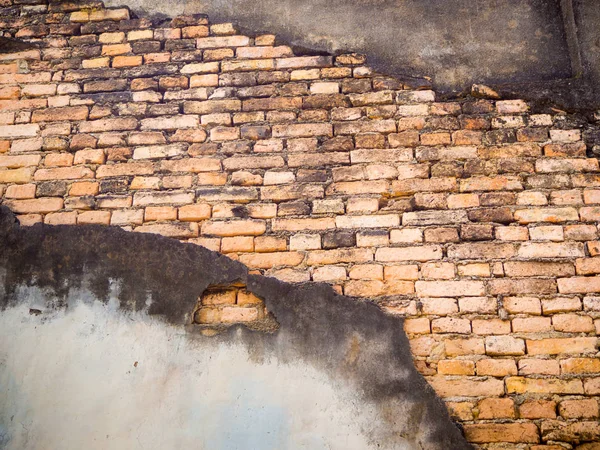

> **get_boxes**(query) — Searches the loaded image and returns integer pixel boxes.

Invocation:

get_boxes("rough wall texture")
[0,207,468,450]
[100,0,600,111]
[0,1,599,448]
[102,0,573,92]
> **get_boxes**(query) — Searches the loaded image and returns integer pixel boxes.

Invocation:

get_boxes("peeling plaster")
[0,207,471,450]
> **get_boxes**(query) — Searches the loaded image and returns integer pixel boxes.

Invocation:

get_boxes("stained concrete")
[0,207,471,450]
[106,0,571,91]
[99,0,600,111]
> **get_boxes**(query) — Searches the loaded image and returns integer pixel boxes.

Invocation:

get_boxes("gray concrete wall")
[574,0,600,87]
[106,0,572,93]
[0,208,471,450]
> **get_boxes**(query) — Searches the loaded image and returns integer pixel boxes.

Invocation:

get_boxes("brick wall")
[0,1,599,447]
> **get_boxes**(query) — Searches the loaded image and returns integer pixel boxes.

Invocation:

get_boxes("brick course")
[0,2,599,448]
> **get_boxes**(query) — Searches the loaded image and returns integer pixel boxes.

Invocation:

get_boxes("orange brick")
[4,198,63,214]
[237,290,262,306]
[428,377,504,397]
[437,359,475,375]
[447,193,479,209]
[69,181,99,196]
[348,264,383,280]
[552,313,595,332]
[472,319,511,335]
[559,399,599,419]
[221,306,259,323]
[77,211,111,225]
[72,149,105,165]
[314,266,346,282]
[195,307,221,324]
[506,376,584,394]
[464,423,538,444]
[101,43,132,56]
[202,289,237,306]
[15,214,42,226]
[201,220,266,237]
[444,338,485,356]
[477,398,515,419]
[519,400,556,419]
[476,359,517,377]
[254,236,287,253]
[403,318,430,334]
[560,358,600,374]
[4,183,36,199]
[526,337,597,355]
[221,236,254,253]
[112,55,142,67]
[178,204,211,221]
[45,211,77,225]
[446,402,474,421]
[144,206,177,222]
[238,252,304,269]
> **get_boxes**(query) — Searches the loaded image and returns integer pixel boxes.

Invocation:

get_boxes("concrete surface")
[105,0,572,93]
[0,208,471,450]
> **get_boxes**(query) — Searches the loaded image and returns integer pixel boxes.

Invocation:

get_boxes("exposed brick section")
[194,284,273,326]
[0,3,599,448]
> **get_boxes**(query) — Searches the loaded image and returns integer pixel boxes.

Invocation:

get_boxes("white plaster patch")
[0,297,416,450]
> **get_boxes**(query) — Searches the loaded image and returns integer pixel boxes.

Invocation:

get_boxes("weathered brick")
[196,35,250,49]
[518,242,584,258]
[274,56,332,69]
[96,162,154,178]
[476,359,517,377]
[416,280,485,297]
[135,222,199,238]
[392,177,457,195]
[272,123,332,138]
[305,248,372,265]
[403,210,468,226]
[335,214,399,229]
[514,207,579,223]
[463,423,538,444]
[0,124,40,139]
[0,155,41,169]
[132,144,187,160]
[4,198,63,214]
[558,276,600,294]
[133,191,194,206]
[537,158,599,173]
[376,246,442,262]
[77,210,112,225]
[334,120,396,135]
[238,252,304,269]
[110,209,144,226]
[34,167,94,181]
[526,337,597,355]
[201,220,266,237]
[488,278,557,295]
[448,242,517,259]
[506,376,584,394]
[437,359,474,375]
[79,118,138,133]
[559,399,599,419]
[428,377,503,397]
[561,358,600,374]
[519,400,557,419]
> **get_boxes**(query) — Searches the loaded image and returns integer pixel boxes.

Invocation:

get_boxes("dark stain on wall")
[104,0,600,110]
[0,206,472,449]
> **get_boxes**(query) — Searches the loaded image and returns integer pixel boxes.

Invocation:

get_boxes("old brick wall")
[0,1,599,448]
